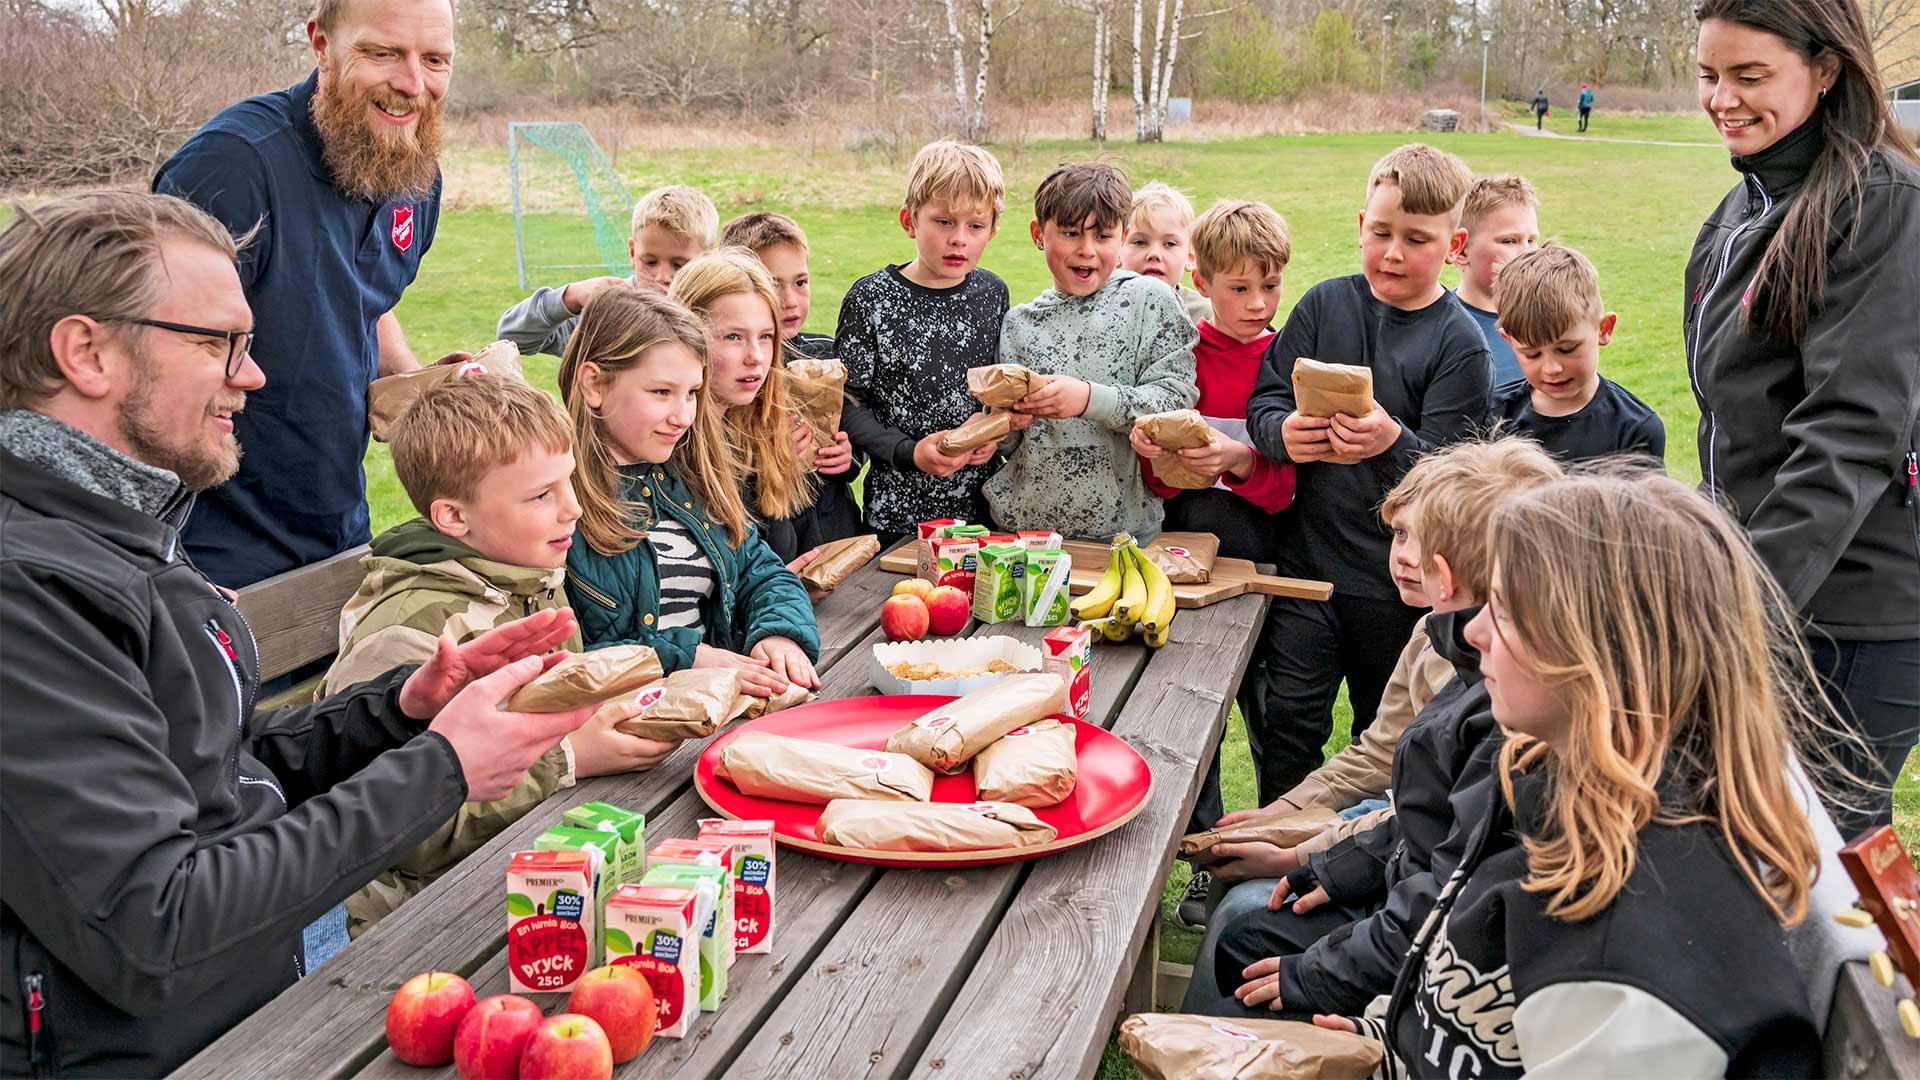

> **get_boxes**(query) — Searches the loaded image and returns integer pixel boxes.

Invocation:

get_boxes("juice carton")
[914,518,963,581]
[534,826,619,967]
[1023,548,1073,627]
[697,818,776,954]
[927,535,983,592]
[1016,530,1063,550]
[562,801,645,886]
[971,542,1028,623]
[1042,624,1094,720]
[506,850,596,994]
[641,865,727,1011]
[648,839,737,969]
[983,533,1017,547]
[606,884,705,1038]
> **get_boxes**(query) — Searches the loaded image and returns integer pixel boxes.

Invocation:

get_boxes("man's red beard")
[309,57,445,202]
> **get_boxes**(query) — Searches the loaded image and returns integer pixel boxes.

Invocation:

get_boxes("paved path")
[1505,122,1719,148]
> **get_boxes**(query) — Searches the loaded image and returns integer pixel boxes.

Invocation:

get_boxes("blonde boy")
[1123,181,1211,324]
[327,376,675,935]
[836,140,1012,537]
[1491,243,1664,462]
[1451,174,1541,386]
[495,184,719,356]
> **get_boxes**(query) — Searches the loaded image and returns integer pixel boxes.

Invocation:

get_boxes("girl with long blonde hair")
[559,284,821,696]
[670,247,853,569]
[1320,471,1826,1077]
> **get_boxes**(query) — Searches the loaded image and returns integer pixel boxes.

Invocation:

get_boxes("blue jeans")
[301,903,351,973]
[1340,798,1389,820]
[1182,879,1280,1011]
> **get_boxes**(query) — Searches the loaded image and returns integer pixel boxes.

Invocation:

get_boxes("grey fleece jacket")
[495,274,639,357]
[985,270,1198,540]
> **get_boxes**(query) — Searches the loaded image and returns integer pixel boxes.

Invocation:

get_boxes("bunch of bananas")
[1070,532,1177,648]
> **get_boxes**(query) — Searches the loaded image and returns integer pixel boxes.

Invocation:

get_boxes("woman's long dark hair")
[1694,0,1918,344]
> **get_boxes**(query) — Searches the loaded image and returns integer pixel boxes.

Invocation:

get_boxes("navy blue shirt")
[1459,299,1522,387]
[155,72,441,587]
[1491,375,1665,464]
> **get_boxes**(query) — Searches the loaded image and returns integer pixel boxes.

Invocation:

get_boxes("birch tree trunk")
[1143,0,1167,141]
[1089,0,1109,141]
[1131,0,1146,141]
[944,0,971,137]
[1151,0,1185,140]
[970,0,994,142]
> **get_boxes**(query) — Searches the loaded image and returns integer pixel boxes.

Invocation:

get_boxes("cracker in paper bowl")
[869,635,1042,696]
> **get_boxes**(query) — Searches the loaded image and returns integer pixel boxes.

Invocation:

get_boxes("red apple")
[386,970,477,1066]
[925,585,970,636]
[891,577,934,600]
[454,994,543,1080]
[519,1013,613,1080]
[881,594,930,641]
[567,966,656,1063]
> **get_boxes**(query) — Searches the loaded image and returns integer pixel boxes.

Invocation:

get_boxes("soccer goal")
[507,121,635,289]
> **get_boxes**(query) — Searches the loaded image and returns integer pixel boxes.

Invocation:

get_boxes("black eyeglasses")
[122,318,255,379]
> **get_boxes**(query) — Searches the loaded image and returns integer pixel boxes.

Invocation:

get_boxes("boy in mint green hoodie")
[986,161,1198,540]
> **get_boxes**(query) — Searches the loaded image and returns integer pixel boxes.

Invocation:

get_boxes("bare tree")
[943,0,1021,142]
[1864,0,1917,83]
[1135,0,1234,141]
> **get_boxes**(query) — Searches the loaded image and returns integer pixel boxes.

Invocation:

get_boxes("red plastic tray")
[693,695,1153,868]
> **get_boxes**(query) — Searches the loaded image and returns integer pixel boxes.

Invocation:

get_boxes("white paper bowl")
[869,636,1044,696]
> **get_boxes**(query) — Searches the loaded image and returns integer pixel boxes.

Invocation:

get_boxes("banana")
[1133,544,1176,635]
[1142,618,1171,649]
[1101,615,1136,643]
[1112,539,1147,626]
[1070,539,1127,621]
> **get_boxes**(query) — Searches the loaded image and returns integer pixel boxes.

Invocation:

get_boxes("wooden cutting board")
[877,539,1332,608]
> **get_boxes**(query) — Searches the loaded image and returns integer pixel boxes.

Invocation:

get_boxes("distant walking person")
[1532,90,1550,129]
[1578,82,1594,131]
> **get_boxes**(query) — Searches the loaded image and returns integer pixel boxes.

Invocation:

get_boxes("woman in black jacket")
[1687,0,1919,835]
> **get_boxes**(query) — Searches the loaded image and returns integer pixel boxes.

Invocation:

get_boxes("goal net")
[508,121,635,289]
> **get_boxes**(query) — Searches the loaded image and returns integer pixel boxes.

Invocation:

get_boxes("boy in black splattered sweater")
[836,140,1011,543]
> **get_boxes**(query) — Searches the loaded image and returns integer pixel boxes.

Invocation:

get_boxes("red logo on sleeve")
[391,206,414,252]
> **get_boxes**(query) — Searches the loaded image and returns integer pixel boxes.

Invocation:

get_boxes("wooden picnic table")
[174,546,1270,1080]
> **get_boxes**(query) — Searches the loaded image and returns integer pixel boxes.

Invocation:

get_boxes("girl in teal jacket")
[560,284,820,695]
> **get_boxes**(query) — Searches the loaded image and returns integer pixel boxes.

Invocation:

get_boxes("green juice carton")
[640,865,728,1011]
[562,801,646,886]
[1023,548,1073,626]
[971,542,1029,623]
[534,826,618,967]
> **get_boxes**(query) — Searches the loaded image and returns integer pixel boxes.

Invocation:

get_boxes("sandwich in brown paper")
[1117,1013,1383,1080]
[730,680,815,722]
[1141,531,1220,584]
[599,668,742,741]
[967,363,1051,408]
[716,732,935,803]
[798,534,881,594]
[1178,806,1344,865]
[937,410,1013,455]
[506,643,664,712]
[972,717,1078,807]
[885,672,1068,774]
[814,799,1058,853]
[1134,409,1216,490]
[1291,357,1378,465]
[368,340,525,442]
[784,356,847,464]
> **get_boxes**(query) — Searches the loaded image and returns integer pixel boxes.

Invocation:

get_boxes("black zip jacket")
[0,452,470,1076]
[1684,117,1920,641]
[1364,766,1820,1078]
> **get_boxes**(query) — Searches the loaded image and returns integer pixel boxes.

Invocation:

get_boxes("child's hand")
[1208,840,1301,882]
[914,432,976,477]
[693,643,787,697]
[1215,797,1304,828]
[561,275,628,314]
[786,547,829,602]
[1128,425,1167,458]
[751,635,820,690]
[1235,957,1289,1012]
[1328,407,1402,460]
[1175,434,1257,482]
[815,431,855,475]
[569,702,682,778]
[1281,412,1336,463]
[1269,876,1332,915]
[1007,411,1038,431]
[1311,1015,1362,1036]
[1013,376,1092,419]
[790,416,815,464]
[962,442,999,466]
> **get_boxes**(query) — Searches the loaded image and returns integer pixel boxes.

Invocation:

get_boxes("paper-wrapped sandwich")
[798,534,881,595]
[1177,807,1343,866]
[972,717,1078,807]
[368,340,524,442]
[967,363,1051,408]
[1133,409,1216,490]
[596,668,742,741]
[1117,1013,1383,1080]
[715,732,935,803]
[885,672,1068,774]
[784,356,847,466]
[814,799,1057,852]
[1291,358,1377,465]
[507,643,664,712]
[938,411,1013,455]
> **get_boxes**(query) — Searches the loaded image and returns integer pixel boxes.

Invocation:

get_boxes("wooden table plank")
[914,591,1268,1080]
[173,561,893,1080]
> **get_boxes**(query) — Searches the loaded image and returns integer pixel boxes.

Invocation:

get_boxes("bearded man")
[154,0,460,589]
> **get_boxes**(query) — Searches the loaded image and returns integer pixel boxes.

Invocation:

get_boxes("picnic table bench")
[176,542,1920,1079]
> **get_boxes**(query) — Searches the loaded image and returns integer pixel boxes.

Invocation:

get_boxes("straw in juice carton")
[648,839,737,969]
[506,850,596,994]
[698,818,776,954]
[1023,548,1073,627]
[535,826,618,967]
[605,884,704,1038]
[1042,624,1093,719]
[562,801,645,886]
[914,518,963,581]
[971,542,1028,624]
[640,865,727,1011]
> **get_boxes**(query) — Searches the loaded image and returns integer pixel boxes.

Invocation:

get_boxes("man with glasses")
[154,0,460,588]
[0,191,594,1075]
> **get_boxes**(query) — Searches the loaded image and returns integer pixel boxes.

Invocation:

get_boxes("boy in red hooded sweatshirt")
[1133,198,1295,924]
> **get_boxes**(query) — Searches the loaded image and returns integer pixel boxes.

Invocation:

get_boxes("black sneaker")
[1176,869,1214,929]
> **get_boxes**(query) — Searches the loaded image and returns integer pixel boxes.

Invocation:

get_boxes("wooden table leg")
[1124,905,1161,1017]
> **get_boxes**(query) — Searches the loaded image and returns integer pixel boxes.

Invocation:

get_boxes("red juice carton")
[698,818,776,954]
[649,838,737,969]
[1042,624,1093,720]
[506,850,596,994]
[927,535,983,593]
[606,884,705,1038]
[915,518,963,581]
[1016,530,1063,550]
